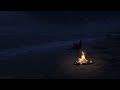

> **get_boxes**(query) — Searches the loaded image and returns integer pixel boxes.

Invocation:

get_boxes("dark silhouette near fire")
[72,40,82,50]
[79,40,82,49]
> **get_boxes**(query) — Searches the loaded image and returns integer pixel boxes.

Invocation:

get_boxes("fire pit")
[74,51,94,65]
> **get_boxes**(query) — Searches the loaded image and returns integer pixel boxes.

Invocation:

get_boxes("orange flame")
[78,51,88,64]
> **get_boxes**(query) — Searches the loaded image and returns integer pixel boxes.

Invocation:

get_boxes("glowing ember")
[89,61,93,63]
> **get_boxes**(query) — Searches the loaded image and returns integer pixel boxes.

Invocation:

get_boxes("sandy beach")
[13,33,120,79]
[0,33,114,79]
[0,11,120,79]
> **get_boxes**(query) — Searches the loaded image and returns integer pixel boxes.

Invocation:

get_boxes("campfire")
[78,51,88,64]
[74,51,94,65]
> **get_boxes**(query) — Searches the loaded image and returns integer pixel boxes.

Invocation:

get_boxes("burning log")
[74,61,80,65]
